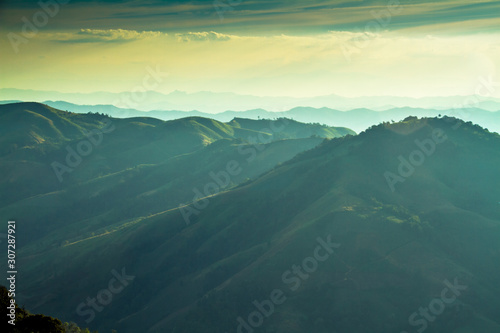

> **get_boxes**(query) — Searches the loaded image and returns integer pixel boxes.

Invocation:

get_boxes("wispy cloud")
[1,0,500,35]
[175,31,234,42]
[49,29,165,43]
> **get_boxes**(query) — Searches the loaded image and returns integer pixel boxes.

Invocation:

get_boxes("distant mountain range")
[2,88,500,113]
[5,99,498,134]
[0,102,499,333]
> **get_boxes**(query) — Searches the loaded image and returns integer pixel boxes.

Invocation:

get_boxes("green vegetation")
[0,286,96,333]
[1,104,499,332]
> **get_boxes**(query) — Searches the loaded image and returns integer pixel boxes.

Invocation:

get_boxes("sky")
[1,0,500,99]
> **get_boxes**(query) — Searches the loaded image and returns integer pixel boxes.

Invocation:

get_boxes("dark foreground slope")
[7,116,500,333]
[0,286,95,333]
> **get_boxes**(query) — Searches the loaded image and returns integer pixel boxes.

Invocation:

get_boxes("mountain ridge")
[2,88,500,113]
[19,100,500,134]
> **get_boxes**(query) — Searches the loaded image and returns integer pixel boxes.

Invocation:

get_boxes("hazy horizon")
[4,86,500,99]
[3,87,500,116]
[1,0,500,100]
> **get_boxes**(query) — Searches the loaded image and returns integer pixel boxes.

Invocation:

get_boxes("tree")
[0,286,97,333]
[20,314,64,333]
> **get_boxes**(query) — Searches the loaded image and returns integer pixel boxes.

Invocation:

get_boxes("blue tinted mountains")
[27,100,500,134]
[2,88,500,133]
[3,88,500,113]
[1,103,499,333]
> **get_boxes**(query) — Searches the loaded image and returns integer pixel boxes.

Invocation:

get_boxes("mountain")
[2,111,499,333]
[41,100,500,134]
[2,88,500,113]
[0,100,22,105]
[285,107,500,134]
[42,100,211,120]
[0,102,354,246]
[227,117,353,138]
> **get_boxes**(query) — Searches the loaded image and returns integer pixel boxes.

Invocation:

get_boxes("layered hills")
[0,103,499,333]
[39,100,500,134]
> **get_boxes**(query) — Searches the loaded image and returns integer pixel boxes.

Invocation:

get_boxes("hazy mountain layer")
[2,88,500,113]
[39,100,500,134]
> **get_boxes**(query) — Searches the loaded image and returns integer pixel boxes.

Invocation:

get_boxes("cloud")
[175,31,234,42]
[2,26,499,99]
[78,29,163,40]
[49,29,165,43]
[2,0,500,37]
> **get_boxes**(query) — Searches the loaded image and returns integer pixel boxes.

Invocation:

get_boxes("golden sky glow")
[1,0,500,99]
